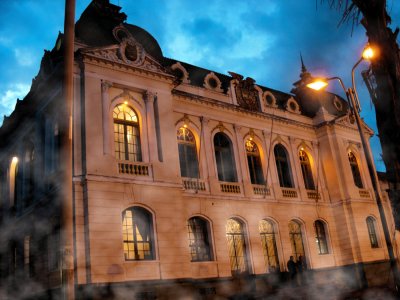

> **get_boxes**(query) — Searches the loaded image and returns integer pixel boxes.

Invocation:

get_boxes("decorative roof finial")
[300,52,307,73]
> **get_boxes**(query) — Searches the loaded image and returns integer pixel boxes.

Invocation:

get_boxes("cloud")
[0,83,30,118]
[14,48,36,66]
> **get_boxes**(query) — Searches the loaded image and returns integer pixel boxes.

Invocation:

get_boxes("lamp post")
[307,46,400,292]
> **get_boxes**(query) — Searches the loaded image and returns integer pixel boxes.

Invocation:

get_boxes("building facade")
[0,0,396,299]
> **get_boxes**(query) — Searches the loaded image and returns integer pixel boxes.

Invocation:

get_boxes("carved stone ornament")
[229,72,260,112]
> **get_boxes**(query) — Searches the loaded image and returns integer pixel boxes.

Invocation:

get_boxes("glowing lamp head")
[362,46,374,60]
[306,79,328,91]
[12,156,18,164]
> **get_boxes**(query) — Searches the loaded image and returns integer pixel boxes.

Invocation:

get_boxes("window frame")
[213,133,237,182]
[245,139,265,185]
[314,220,329,255]
[348,151,363,188]
[187,216,213,262]
[177,127,200,179]
[259,219,280,272]
[274,144,294,188]
[288,220,306,261]
[113,104,142,162]
[366,216,379,248]
[226,218,250,275]
[122,206,155,261]
[299,149,315,190]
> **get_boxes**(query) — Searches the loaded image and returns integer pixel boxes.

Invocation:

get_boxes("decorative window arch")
[366,216,379,248]
[288,220,306,261]
[177,127,199,178]
[113,104,142,162]
[187,216,213,262]
[348,151,363,188]
[259,219,280,272]
[274,144,294,188]
[299,149,315,190]
[314,220,329,254]
[226,218,250,274]
[214,133,237,182]
[122,206,155,260]
[245,139,264,184]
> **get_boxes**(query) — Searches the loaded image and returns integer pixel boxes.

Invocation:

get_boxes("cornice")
[172,90,315,131]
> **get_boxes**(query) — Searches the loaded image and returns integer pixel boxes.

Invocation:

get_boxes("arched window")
[214,133,237,182]
[366,217,379,248]
[314,220,329,254]
[187,217,213,261]
[299,150,315,190]
[9,157,19,208]
[246,139,264,184]
[348,151,363,188]
[274,144,294,188]
[288,220,305,261]
[177,127,199,178]
[113,104,142,162]
[259,220,280,272]
[122,207,154,260]
[226,218,250,274]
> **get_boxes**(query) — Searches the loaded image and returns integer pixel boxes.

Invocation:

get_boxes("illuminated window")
[246,139,264,184]
[226,218,250,274]
[113,104,142,162]
[274,144,294,188]
[366,217,379,248]
[187,217,213,262]
[288,220,305,261]
[9,157,19,208]
[122,207,154,260]
[214,133,237,182]
[299,150,315,190]
[314,220,329,254]
[348,151,363,188]
[259,220,280,272]
[177,127,199,178]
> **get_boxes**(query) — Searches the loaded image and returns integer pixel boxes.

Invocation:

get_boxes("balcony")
[118,161,151,176]
[307,190,321,200]
[281,188,298,198]
[359,189,370,199]
[182,178,207,191]
[252,185,271,196]
[220,182,241,194]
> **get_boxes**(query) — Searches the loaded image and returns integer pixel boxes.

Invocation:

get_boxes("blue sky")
[0,0,399,171]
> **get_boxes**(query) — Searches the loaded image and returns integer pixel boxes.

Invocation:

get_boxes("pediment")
[80,38,169,76]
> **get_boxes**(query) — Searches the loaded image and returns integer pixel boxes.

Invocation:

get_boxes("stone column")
[201,117,218,193]
[144,90,158,162]
[101,80,112,155]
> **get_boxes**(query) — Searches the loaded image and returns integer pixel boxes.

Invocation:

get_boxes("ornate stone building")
[0,0,397,298]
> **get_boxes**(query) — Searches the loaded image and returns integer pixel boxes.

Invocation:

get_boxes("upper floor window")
[177,127,199,178]
[246,139,264,185]
[366,216,379,248]
[23,145,35,207]
[122,206,154,260]
[214,133,237,182]
[259,219,280,272]
[314,220,329,254]
[113,104,142,162]
[226,218,250,275]
[274,144,294,188]
[288,220,305,261]
[348,151,363,188]
[187,217,213,262]
[9,156,19,207]
[299,150,315,190]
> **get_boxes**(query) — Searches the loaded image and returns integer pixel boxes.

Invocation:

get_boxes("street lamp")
[307,45,400,292]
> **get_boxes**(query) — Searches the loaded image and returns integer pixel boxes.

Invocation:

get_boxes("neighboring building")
[0,0,396,298]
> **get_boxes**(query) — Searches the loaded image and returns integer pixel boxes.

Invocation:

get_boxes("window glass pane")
[274,145,294,188]
[122,207,154,260]
[214,133,237,182]
[177,128,199,178]
[259,220,280,272]
[366,217,379,248]
[289,220,305,261]
[246,140,264,184]
[348,152,363,188]
[226,219,249,274]
[315,221,329,254]
[299,150,315,190]
[187,217,212,261]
